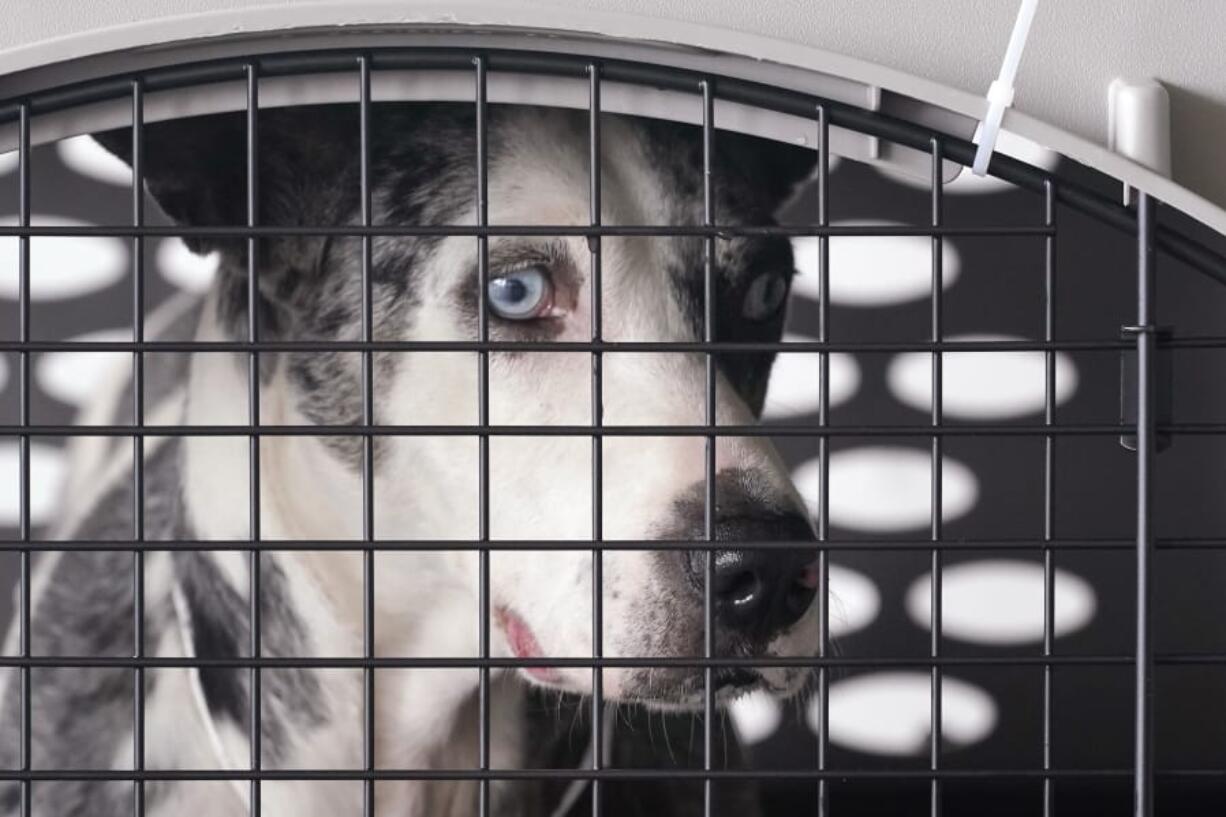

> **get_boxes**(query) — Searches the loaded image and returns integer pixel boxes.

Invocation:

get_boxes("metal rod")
[16,96,31,817]
[0,767,1214,783]
[1132,192,1157,817]
[814,101,832,817]
[0,653,1219,670]
[130,75,148,817]
[1042,178,1057,817]
[0,223,1057,238]
[474,53,492,817]
[929,136,944,817]
[7,535,1219,553]
[0,337,1170,353]
[588,60,605,817]
[0,422,1215,438]
[700,75,717,817]
[358,52,377,817]
[245,61,263,817]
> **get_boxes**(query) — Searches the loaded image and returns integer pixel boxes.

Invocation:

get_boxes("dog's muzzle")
[664,469,819,643]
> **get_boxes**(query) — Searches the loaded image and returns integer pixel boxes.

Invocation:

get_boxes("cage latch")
[1119,325,1172,452]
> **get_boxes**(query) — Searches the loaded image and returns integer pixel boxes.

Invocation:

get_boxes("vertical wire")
[587,62,605,817]
[928,139,944,817]
[699,77,716,817]
[473,55,492,817]
[814,103,832,817]
[245,62,262,817]
[1132,192,1156,817]
[16,99,31,817]
[357,54,376,817]
[1042,180,1057,817]
[130,77,147,817]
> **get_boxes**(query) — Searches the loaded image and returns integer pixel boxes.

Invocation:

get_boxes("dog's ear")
[92,113,250,256]
[641,118,818,218]
[92,108,358,260]
[717,131,819,215]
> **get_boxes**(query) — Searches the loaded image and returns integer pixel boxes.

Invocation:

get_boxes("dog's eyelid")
[487,238,570,274]
[492,260,552,278]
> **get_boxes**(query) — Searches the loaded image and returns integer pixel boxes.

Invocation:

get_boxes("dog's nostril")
[785,572,818,619]
[723,570,762,607]
[795,561,820,591]
[702,517,818,638]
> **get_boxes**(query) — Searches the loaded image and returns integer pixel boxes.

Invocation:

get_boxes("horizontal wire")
[0,224,1054,238]
[0,768,1218,783]
[3,537,1223,553]
[0,654,1223,669]
[0,422,1221,437]
[0,339,1165,354]
[6,338,1221,353]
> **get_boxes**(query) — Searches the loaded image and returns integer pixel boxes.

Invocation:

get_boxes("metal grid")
[1,46,1225,817]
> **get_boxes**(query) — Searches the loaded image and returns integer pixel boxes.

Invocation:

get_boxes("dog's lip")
[493,605,563,684]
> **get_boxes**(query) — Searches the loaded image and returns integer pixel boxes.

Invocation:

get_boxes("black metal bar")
[700,76,717,817]
[357,52,377,817]
[0,767,1215,783]
[1132,192,1157,817]
[5,535,1224,553]
[0,336,1170,353]
[1042,178,1057,817]
[588,60,605,817]
[814,101,832,817]
[929,136,944,817]
[130,75,147,817]
[16,97,31,817]
[0,223,1057,238]
[474,53,492,817]
[1,652,1222,670]
[2,421,1220,437]
[245,61,263,817]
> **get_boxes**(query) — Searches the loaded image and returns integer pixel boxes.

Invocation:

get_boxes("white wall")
[2,0,1224,209]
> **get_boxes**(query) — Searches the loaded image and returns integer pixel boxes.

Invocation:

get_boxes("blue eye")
[743,271,789,321]
[487,266,553,320]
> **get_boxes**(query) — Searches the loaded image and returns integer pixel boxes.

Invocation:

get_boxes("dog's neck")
[178,292,522,816]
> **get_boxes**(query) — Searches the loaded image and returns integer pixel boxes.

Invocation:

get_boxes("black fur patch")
[174,550,327,759]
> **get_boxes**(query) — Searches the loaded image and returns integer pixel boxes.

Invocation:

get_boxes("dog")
[0,101,819,816]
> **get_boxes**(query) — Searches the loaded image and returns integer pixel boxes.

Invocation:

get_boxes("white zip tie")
[972,0,1040,176]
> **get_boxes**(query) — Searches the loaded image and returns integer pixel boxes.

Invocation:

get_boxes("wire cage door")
[0,45,1224,817]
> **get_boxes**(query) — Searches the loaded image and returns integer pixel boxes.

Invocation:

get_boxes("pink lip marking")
[494,606,562,684]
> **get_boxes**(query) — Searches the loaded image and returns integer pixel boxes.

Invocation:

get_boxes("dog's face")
[99,103,819,707]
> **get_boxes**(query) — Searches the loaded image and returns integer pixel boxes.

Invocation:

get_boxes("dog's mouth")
[492,601,809,706]
[617,665,779,711]
[494,605,563,685]
[713,667,763,692]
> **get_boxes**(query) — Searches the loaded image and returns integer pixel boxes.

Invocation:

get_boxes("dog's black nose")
[667,469,819,640]
[706,511,818,637]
